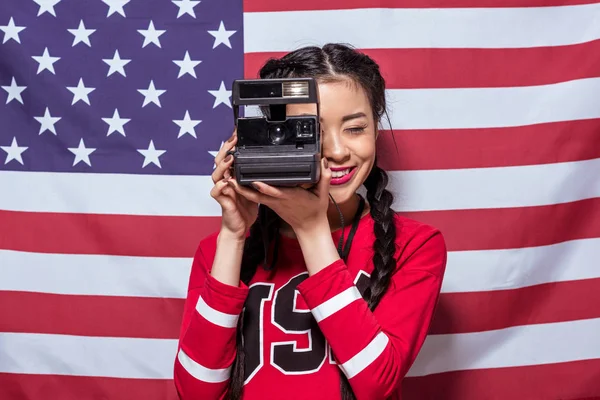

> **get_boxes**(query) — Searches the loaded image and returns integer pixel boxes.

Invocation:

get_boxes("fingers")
[210,178,229,199]
[210,177,239,210]
[214,129,237,166]
[314,157,331,202]
[211,129,237,184]
[211,153,234,184]
[227,178,267,205]
[250,181,287,199]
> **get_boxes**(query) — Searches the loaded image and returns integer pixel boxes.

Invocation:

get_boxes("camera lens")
[268,124,287,144]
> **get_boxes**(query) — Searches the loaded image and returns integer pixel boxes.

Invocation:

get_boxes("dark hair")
[227,43,398,400]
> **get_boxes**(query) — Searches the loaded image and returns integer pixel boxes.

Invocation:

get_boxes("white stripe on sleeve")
[311,286,362,322]
[340,332,390,379]
[195,295,239,328]
[177,348,231,383]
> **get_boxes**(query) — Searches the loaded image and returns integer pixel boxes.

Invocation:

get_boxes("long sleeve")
[296,227,447,400]
[174,239,249,400]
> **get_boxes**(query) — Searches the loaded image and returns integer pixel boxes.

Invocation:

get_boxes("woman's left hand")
[227,157,332,234]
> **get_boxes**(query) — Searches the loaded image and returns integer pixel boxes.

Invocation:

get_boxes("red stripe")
[376,119,600,171]
[245,0,600,12]
[0,291,184,339]
[431,278,600,334]
[244,40,600,89]
[3,278,599,339]
[0,209,220,257]
[2,359,598,400]
[0,373,178,400]
[402,358,600,400]
[402,197,600,251]
[2,198,599,257]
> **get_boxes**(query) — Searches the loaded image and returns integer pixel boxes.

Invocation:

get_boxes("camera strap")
[338,194,366,262]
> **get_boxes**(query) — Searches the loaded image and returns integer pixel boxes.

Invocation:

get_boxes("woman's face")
[287,79,377,204]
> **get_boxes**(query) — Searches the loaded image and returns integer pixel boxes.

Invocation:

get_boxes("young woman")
[173,43,447,400]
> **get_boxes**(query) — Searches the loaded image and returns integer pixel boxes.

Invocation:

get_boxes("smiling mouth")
[331,168,352,178]
[330,167,357,185]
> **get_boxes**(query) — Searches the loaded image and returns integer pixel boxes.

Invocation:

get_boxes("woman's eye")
[347,127,366,134]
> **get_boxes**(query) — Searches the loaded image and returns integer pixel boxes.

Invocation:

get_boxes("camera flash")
[282,81,309,98]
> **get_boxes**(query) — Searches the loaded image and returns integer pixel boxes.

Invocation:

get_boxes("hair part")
[227,43,399,400]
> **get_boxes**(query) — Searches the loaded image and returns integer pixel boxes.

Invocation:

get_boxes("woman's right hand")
[210,130,259,240]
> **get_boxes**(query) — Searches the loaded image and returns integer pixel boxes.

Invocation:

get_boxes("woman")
[174,43,447,400]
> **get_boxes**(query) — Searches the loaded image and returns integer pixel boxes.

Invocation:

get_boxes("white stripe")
[442,237,600,293]
[1,158,598,215]
[0,332,177,379]
[0,249,191,298]
[390,157,600,212]
[340,332,389,379]
[0,170,222,216]
[385,78,600,129]
[244,5,600,52]
[2,319,600,379]
[195,295,239,328]
[3,238,600,297]
[407,317,600,377]
[311,286,362,322]
[177,348,231,383]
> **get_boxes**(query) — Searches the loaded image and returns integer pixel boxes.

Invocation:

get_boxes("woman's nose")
[322,130,350,162]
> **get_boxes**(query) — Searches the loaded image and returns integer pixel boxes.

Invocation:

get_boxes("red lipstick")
[330,167,356,185]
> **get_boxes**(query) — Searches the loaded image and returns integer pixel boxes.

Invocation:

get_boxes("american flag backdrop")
[1,0,600,399]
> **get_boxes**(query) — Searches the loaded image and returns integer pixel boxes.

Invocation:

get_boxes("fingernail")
[323,159,329,169]
[251,183,259,190]
[225,154,233,162]
[228,134,236,142]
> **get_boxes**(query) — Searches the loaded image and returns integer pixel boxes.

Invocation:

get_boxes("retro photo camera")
[230,77,321,186]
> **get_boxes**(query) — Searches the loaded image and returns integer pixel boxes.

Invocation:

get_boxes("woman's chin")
[328,186,356,204]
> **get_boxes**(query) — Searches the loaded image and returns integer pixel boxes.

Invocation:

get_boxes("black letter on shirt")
[242,283,274,383]
[271,273,327,374]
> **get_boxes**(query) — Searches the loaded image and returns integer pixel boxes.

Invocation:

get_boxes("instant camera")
[230,77,321,186]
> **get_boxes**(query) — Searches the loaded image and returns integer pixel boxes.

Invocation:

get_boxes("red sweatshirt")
[174,213,447,400]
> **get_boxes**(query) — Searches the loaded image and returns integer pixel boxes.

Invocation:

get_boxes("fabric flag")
[1,0,599,399]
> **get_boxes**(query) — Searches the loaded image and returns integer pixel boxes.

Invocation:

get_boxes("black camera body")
[231,77,321,186]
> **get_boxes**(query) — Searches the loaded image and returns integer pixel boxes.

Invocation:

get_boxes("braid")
[363,162,397,309]
[339,161,398,400]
